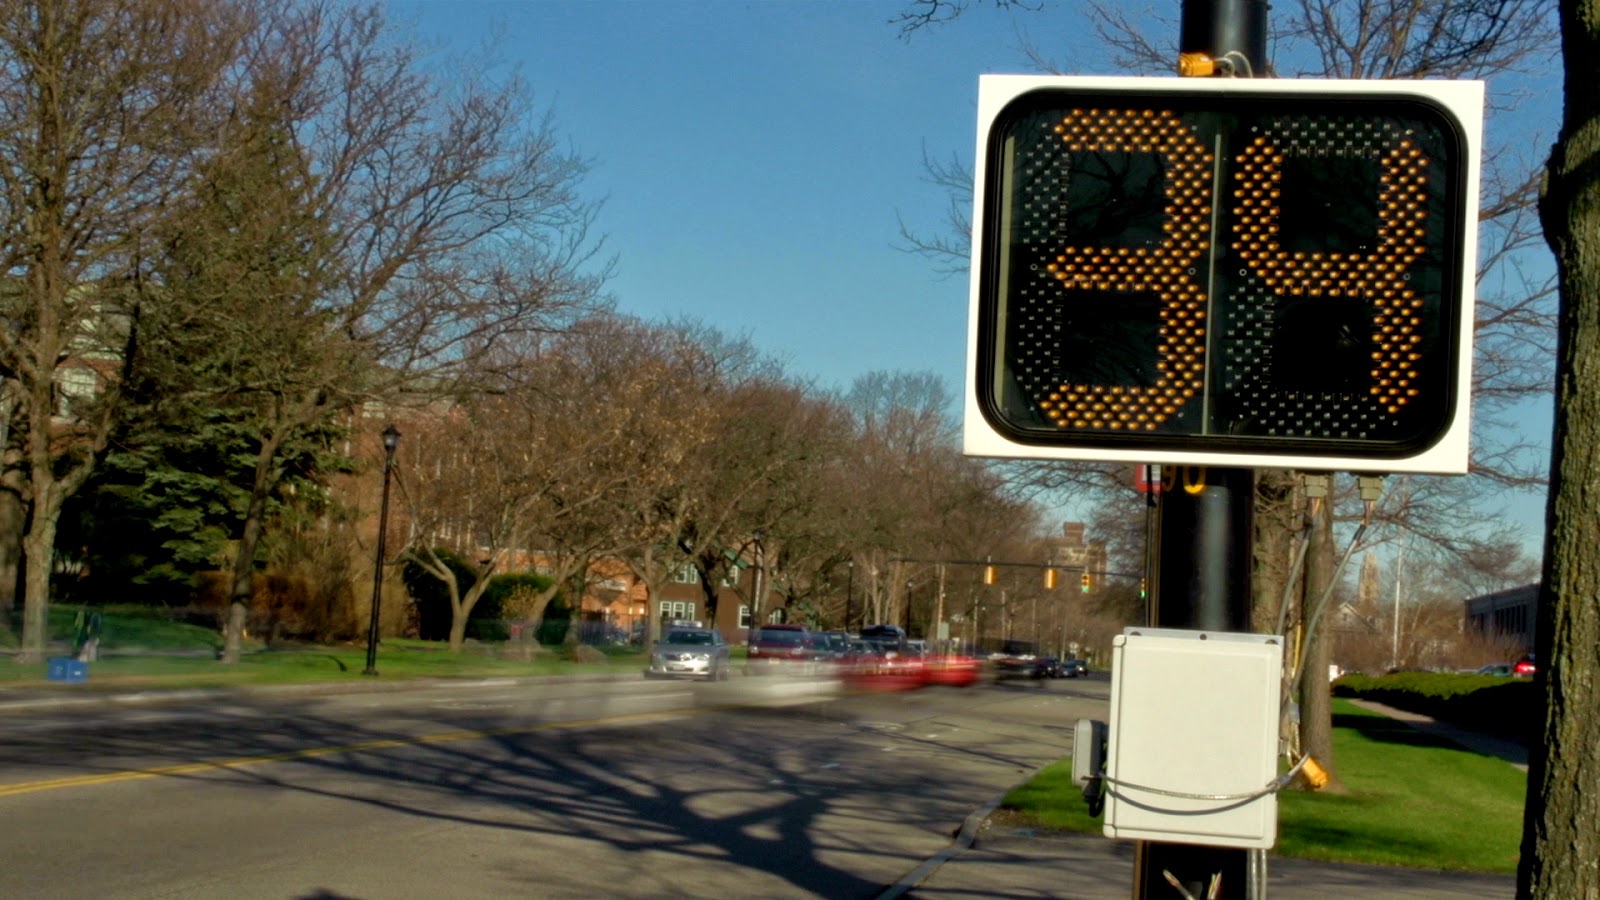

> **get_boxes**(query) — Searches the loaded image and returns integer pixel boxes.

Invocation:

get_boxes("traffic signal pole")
[1134,5,1269,898]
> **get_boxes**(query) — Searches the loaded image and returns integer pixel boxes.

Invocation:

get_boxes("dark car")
[1062,658,1088,677]
[1033,656,1063,678]
[859,624,908,653]
[992,653,1037,681]
[809,630,851,662]
[748,624,813,669]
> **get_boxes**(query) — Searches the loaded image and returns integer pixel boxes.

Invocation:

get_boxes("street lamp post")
[752,529,765,631]
[363,424,401,676]
[845,558,854,633]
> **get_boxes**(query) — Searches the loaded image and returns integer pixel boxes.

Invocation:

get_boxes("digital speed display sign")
[965,76,1483,473]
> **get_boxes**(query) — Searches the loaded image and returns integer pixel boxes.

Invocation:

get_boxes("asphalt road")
[0,673,1113,899]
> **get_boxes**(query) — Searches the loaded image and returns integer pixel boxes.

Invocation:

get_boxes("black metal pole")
[845,560,854,632]
[1131,4,1269,897]
[363,426,400,676]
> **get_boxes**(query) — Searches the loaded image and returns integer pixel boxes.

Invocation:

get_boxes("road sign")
[965,76,1483,473]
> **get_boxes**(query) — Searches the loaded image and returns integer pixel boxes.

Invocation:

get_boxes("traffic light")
[1139,578,1148,599]
[983,565,997,585]
[965,76,1483,474]
[1044,568,1058,590]
[1080,572,1092,593]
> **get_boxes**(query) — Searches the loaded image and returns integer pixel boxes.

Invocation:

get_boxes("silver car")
[646,627,731,681]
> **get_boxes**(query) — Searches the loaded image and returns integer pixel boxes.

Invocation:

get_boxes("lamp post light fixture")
[363,424,401,676]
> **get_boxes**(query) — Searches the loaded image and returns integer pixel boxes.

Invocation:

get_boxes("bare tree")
[0,0,256,662]
[616,320,755,646]
[146,2,607,662]
[397,315,686,652]
[1519,0,1600,894]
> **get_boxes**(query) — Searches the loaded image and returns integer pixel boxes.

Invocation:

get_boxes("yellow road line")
[0,707,700,799]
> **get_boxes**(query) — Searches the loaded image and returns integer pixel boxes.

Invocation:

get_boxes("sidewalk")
[891,700,1525,899]
[896,826,1515,899]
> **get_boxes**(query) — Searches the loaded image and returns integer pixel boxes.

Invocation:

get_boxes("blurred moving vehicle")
[992,652,1040,681]
[1514,655,1537,676]
[923,652,981,687]
[645,627,730,680]
[1062,658,1088,678]
[1033,656,1063,679]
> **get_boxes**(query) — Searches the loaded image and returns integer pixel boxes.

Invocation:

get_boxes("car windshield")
[663,631,715,645]
[756,629,804,645]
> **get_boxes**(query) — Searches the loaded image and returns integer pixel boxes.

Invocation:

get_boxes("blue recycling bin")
[46,657,88,683]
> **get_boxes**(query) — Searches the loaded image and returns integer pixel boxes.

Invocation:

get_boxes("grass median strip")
[996,698,1525,873]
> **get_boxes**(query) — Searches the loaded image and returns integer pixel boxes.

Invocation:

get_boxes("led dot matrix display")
[975,81,1475,466]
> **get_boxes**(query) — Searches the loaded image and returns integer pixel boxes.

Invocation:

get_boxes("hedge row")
[1333,672,1540,741]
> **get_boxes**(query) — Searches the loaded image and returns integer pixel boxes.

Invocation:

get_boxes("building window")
[659,600,696,621]
[672,564,699,585]
[738,605,751,629]
[53,367,97,419]
[722,565,743,588]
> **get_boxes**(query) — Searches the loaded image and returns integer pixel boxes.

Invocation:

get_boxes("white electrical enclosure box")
[1103,628,1284,849]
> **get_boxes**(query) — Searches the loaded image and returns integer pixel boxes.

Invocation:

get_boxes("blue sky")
[394,0,1556,559]
[395,0,1070,394]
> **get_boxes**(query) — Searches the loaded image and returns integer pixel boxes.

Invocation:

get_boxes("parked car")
[809,630,852,662]
[859,624,909,656]
[645,627,730,681]
[1475,663,1514,676]
[748,624,813,670]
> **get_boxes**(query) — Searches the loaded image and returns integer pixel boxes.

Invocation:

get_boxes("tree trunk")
[16,502,62,664]
[447,612,468,653]
[448,572,495,653]
[1519,2,1600,893]
[1252,469,1299,633]
[221,488,270,663]
[1298,500,1346,793]
[222,436,283,663]
[0,461,23,646]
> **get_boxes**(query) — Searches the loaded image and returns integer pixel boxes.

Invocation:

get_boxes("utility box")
[47,657,89,684]
[1103,628,1283,849]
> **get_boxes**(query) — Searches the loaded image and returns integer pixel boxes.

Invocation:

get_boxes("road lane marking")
[0,706,704,799]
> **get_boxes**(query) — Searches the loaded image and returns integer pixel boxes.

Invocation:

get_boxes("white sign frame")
[964,75,1484,474]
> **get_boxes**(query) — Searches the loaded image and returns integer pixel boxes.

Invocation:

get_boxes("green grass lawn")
[1,605,647,688]
[0,604,228,653]
[1000,698,1526,874]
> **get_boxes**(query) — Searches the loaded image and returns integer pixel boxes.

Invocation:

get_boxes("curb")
[875,788,1010,899]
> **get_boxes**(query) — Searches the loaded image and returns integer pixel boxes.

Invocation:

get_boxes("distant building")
[1042,521,1109,587]
[1464,584,1537,654]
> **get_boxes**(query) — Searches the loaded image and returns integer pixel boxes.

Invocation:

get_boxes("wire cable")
[1100,755,1311,804]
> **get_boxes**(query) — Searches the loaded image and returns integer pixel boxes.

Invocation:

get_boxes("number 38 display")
[965,76,1483,474]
